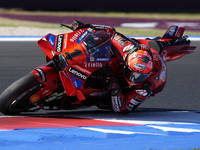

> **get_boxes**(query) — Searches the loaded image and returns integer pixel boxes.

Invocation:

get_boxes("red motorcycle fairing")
[160,26,196,61]
[161,45,196,61]
[31,65,60,103]
[37,28,114,104]
[161,25,184,40]
[58,68,87,103]
[136,26,196,62]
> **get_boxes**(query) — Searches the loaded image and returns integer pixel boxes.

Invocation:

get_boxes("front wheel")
[0,73,42,115]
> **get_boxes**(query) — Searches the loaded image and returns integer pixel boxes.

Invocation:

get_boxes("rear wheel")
[0,73,42,115]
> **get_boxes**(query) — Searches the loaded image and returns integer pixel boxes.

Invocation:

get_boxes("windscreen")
[82,31,112,58]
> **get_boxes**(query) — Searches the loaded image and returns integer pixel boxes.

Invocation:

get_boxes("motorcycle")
[0,23,196,115]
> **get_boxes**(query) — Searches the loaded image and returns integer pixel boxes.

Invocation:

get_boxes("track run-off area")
[0,110,200,150]
[0,37,200,150]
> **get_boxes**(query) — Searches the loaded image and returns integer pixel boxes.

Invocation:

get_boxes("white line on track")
[96,119,198,125]
[0,36,42,41]
[148,125,200,133]
[82,127,165,136]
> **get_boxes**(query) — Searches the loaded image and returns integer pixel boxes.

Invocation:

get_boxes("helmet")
[123,44,154,86]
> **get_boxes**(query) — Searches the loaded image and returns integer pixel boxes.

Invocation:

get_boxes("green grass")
[0,17,59,29]
[1,9,200,36]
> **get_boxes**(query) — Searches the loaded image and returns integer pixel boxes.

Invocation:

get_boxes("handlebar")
[60,23,73,30]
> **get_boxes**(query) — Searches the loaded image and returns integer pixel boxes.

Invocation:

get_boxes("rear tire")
[0,73,41,115]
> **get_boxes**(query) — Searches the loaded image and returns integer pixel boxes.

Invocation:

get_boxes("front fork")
[31,62,60,104]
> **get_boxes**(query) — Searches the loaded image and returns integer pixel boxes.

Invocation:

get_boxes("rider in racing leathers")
[71,20,167,113]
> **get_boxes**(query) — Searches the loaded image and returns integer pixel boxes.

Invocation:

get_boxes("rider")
[71,20,167,113]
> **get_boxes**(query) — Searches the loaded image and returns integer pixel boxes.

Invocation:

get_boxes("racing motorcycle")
[0,23,196,115]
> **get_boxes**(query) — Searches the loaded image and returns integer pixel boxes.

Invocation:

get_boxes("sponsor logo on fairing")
[56,35,64,52]
[84,62,103,68]
[35,68,46,82]
[96,57,111,62]
[86,57,111,62]
[46,34,56,48]
[76,28,93,44]
[68,67,88,81]
[70,75,82,88]
[70,29,84,42]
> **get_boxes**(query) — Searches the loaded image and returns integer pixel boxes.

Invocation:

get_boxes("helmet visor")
[124,65,150,85]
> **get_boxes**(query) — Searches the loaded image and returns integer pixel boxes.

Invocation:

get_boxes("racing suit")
[71,20,167,113]
[110,33,167,113]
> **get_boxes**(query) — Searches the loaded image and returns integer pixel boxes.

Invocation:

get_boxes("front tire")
[0,73,41,115]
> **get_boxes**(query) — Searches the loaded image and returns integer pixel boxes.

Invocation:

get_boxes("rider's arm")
[109,78,153,113]
[109,77,127,113]
[124,82,152,112]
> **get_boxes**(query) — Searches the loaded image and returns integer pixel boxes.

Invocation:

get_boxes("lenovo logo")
[68,67,88,81]
[56,35,64,52]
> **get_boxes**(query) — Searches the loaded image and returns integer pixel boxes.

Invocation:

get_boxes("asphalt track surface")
[0,40,200,150]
